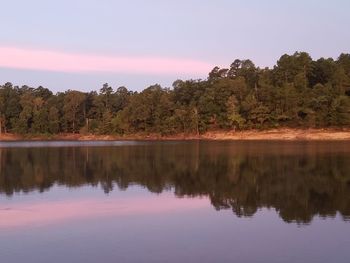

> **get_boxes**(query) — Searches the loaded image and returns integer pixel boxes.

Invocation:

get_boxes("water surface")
[0,141,349,263]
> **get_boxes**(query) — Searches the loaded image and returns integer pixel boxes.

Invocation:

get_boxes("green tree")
[330,96,350,126]
[63,90,86,133]
[48,106,60,134]
[226,96,245,130]
[15,92,35,134]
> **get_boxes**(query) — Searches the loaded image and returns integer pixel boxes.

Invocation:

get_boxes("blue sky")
[0,0,349,92]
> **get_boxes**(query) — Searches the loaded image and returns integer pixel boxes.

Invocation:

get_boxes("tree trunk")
[194,107,199,136]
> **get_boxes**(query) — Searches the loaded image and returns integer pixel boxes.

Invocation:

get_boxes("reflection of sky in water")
[0,140,149,148]
[2,184,155,203]
[0,185,349,263]
[0,186,209,229]
[1,142,350,262]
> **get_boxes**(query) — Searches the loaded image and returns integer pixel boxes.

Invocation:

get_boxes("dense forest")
[1,51,350,135]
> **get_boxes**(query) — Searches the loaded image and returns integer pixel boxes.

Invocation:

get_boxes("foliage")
[1,52,350,135]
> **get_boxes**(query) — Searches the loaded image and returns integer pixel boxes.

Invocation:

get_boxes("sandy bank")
[2,128,350,141]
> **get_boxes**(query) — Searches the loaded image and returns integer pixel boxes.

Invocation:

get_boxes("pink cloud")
[0,194,209,229]
[0,46,213,75]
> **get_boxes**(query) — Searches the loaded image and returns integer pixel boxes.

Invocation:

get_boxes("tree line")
[1,51,350,135]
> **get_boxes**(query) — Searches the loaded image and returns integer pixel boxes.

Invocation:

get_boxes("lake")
[0,141,350,263]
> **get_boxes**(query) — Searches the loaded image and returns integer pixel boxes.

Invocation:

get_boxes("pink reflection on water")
[0,194,209,229]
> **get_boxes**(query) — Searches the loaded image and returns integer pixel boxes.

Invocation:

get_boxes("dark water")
[0,141,350,263]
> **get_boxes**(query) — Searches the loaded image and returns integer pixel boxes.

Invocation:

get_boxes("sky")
[0,0,349,92]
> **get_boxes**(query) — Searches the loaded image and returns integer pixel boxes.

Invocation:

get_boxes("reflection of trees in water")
[1,141,350,223]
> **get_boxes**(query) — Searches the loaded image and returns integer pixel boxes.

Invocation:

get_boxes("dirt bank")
[2,128,350,141]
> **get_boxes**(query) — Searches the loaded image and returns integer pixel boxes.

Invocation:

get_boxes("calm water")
[0,141,350,263]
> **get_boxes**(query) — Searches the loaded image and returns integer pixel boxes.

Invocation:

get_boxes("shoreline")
[2,128,350,141]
